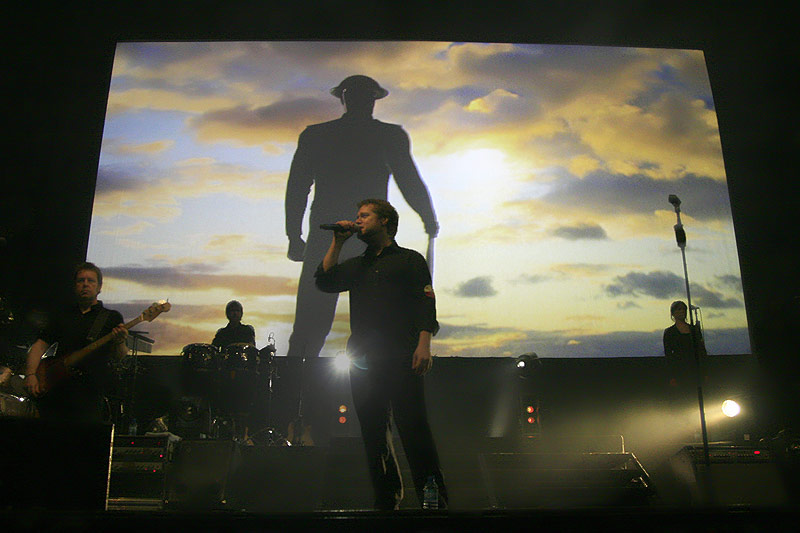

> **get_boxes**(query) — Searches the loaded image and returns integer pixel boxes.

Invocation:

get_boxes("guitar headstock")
[142,300,171,322]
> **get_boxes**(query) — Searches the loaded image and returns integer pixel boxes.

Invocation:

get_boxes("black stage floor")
[4,506,799,532]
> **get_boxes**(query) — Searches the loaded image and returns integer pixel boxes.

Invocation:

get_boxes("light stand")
[669,194,713,501]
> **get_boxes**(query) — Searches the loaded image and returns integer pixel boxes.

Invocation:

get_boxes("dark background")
[3,3,798,437]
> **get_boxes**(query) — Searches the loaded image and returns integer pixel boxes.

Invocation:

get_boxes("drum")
[222,343,259,372]
[181,343,221,372]
[0,391,39,418]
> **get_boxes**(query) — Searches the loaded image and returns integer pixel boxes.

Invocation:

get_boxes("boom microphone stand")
[669,195,713,498]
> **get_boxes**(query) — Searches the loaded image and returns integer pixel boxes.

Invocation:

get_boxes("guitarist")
[24,262,128,422]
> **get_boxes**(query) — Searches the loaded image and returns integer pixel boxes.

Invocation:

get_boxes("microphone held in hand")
[320,223,356,232]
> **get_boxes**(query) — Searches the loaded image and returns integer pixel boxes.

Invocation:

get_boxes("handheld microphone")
[320,224,357,232]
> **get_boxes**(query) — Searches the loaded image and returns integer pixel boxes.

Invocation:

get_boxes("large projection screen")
[87,41,750,358]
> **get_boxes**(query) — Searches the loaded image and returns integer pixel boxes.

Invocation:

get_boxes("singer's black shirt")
[315,241,438,367]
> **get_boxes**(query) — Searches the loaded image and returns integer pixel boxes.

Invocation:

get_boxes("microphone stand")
[670,196,713,503]
[125,330,153,433]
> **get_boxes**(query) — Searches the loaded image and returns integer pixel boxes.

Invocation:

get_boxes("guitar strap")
[86,307,110,343]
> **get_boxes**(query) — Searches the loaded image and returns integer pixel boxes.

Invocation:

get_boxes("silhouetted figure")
[285,75,438,359]
[663,300,707,404]
[211,300,256,348]
[663,300,707,360]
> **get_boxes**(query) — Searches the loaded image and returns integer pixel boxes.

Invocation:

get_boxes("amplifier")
[671,444,788,506]
[108,434,175,505]
[680,444,772,463]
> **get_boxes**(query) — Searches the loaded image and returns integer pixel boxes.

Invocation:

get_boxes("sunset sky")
[87,41,749,357]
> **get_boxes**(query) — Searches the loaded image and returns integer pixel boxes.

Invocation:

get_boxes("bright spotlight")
[721,399,741,418]
[333,352,351,372]
[515,352,539,378]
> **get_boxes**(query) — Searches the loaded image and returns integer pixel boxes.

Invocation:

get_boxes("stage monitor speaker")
[478,452,654,509]
[671,445,789,506]
[164,439,238,510]
[0,418,113,510]
[168,396,211,439]
[227,445,325,512]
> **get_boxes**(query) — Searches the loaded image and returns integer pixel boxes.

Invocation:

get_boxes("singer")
[315,199,447,511]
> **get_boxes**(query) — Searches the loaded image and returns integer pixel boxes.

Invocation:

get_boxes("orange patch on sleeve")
[424,284,436,299]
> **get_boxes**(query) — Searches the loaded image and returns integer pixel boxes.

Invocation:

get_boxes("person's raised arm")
[322,221,357,272]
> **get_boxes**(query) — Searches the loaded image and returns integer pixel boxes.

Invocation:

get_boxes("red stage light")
[526,405,535,413]
[338,416,347,424]
[527,416,535,424]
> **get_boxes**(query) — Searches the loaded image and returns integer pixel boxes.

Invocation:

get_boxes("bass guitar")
[35,301,171,396]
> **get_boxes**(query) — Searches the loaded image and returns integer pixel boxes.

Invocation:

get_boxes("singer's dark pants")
[349,361,447,510]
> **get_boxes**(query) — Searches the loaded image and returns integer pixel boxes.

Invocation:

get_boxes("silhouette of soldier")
[285,75,438,359]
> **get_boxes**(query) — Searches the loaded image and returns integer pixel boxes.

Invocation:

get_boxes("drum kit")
[174,334,288,445]
[0,317,290,446]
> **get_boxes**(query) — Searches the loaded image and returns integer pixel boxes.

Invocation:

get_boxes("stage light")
[519,396,541,436]
[333,352,351,372]
[338,404,347,414]
[721,399,741,418]
[338,416,347,424]
[515,352,540,379]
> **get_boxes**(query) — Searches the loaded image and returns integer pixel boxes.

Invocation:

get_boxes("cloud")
[202,234,285,260]
[452,276,497,298]
[538,171,732,221]
[511,273,550,285]
[605,270,686,299]
[112,140,174,155]
[714,274,742,291]
[605,270,743,309]
[92,157,284,221]
[550,263,613,277]
[552,223,608,240]
[190,98,339,145]
[690,285,743,309]
[104,265,296,296]
[465,89,520,114]
[99,221,154,237]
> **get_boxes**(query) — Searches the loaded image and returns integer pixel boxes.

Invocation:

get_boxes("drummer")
[211,300,256,348]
